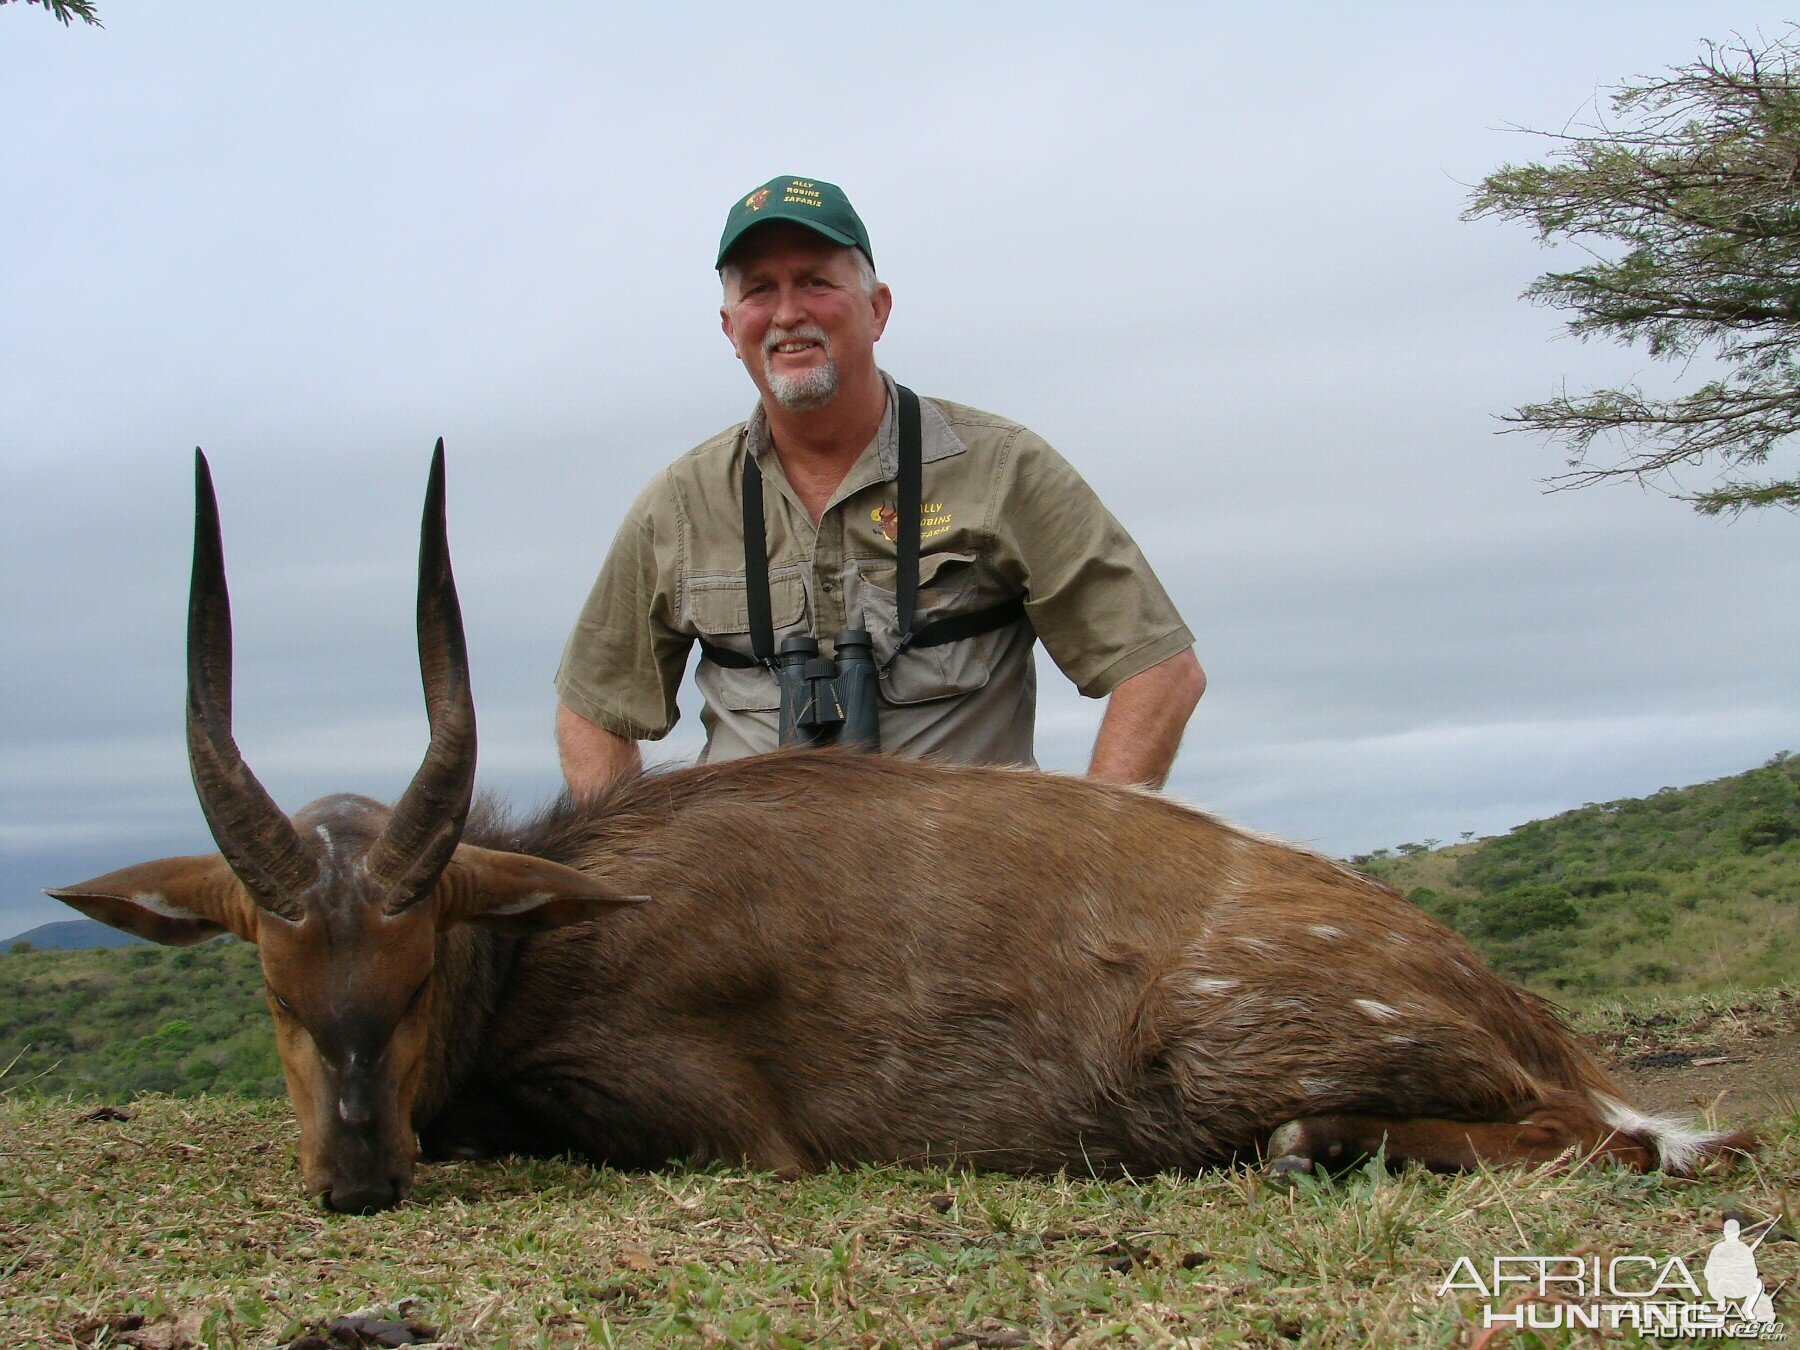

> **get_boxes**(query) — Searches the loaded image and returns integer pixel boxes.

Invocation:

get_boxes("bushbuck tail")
[50,448,1755,1212]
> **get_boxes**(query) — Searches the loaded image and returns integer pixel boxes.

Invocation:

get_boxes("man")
[556,175,1203,796]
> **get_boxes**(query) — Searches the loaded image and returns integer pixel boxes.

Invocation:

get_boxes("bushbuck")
[49,448,1754,1213]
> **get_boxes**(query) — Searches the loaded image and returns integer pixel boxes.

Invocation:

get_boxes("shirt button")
[821,580,837,594]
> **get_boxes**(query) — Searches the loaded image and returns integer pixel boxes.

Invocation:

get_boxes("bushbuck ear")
[438,844,648,933]
[44,855,256,946]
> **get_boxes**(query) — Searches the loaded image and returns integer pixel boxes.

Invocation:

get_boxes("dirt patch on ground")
[1593,990,1799,1123]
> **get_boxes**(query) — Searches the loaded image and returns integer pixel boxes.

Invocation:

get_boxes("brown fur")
[403,750,1735,1179]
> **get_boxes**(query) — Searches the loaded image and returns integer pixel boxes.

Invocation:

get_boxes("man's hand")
[557,701,643,800]
[1087,648,1205,789]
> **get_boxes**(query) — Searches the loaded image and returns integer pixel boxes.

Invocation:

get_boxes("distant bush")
[1564,871,1664,899]
[1550,964,1606,994]
[1488,932,1567,981]
[1739,814,1797,850]
[1478,886,1581,941]
[1405,887,1463,928]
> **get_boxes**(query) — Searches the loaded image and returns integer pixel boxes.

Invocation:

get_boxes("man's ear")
[45,855,256,946]
[870,280,892,339]
[438,844,648,934]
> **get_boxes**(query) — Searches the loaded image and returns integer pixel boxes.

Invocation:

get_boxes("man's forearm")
[557,701,643,800]
[1086,648,1205,789]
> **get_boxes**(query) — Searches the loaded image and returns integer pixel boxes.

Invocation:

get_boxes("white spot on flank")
[1192,977,1239,995]
[1388,931,1411,946]
[1307,924,1344,940]
[1353,998,1401,1022]
[1300,1076,1338,1097]
[1382,1033,1420,1047]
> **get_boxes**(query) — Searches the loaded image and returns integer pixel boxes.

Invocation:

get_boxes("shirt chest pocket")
[686,570,809,713]
[850,551,1002,706]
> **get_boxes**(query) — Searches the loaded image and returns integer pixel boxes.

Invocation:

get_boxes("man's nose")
[771,282,808,328]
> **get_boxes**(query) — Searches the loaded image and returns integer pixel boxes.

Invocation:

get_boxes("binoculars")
[774,629,880,751]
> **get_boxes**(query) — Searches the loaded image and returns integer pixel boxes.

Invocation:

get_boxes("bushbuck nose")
[321,1177,404,1214]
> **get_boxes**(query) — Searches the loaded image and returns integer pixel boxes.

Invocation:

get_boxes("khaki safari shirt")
[556,378,1193,767]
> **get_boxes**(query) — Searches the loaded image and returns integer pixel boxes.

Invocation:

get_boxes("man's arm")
[1086,648,1205,789]
[557,700,643,800]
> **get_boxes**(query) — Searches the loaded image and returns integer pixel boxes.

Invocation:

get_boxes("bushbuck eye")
[271,991,295,1015]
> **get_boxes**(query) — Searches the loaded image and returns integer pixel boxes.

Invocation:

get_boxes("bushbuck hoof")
[1265,1153,1314,1187]
[1266,1118,1357,1174]
[1266,1120,1309,1160]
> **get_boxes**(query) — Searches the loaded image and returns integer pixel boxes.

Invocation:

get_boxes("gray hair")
[720,247,879,299]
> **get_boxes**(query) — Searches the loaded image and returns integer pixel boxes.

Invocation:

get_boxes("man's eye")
[405,979,430,1013]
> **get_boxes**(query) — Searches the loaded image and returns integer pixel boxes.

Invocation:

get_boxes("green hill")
[0,939,281,1099]
[1355,752,1799,998]
[5,754,1794,1100]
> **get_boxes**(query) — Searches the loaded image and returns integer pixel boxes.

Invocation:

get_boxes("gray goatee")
[763,324,839,411]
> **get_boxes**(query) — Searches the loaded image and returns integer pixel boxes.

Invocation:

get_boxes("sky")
[3,2,1796,939]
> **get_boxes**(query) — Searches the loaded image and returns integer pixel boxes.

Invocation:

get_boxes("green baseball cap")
[716,175,872,268]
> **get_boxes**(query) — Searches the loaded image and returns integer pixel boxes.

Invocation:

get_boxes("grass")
[3,992,1795,1348]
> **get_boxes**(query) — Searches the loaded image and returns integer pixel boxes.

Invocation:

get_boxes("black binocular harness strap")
[700,385,1027,673]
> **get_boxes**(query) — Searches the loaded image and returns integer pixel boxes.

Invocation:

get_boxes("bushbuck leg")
[1266,1091,1757,1176]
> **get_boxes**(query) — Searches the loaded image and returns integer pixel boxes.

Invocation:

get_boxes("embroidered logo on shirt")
[873,503,952,543]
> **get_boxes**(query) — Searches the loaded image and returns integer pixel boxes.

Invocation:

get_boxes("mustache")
[763,324,830,356]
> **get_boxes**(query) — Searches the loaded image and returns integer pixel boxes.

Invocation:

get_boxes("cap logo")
[745,188,770,211]
[783,179,824,208]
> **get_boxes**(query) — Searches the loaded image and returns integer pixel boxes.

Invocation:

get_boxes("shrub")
[1477,886,1581,941]
[1564,871,1663,898]
[1406,887,1463,928]
[1739,814,1797,849]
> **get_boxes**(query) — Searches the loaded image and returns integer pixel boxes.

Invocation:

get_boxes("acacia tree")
[1469,31,1800,515]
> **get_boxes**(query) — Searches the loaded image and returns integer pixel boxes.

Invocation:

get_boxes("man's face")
[720,223,891,412]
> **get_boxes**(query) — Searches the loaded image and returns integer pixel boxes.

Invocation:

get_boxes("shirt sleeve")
[553,476,692,740]
[991,429,1194,698]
